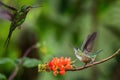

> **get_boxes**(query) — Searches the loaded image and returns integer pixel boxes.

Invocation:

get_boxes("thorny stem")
[8,44,37,80]
[67,49,120,71]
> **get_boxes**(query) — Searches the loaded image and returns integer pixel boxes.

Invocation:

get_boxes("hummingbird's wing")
[81,32,97,54]
[0,1,17,11]
[0,1,16,21]
[81,35,90,51]
[0,9,13,21]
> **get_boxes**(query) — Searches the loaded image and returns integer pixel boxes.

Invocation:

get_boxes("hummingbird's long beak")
[31,5,41,8]
[26,5,40,12]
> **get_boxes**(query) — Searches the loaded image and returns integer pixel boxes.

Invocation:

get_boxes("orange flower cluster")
[48,57,72,76]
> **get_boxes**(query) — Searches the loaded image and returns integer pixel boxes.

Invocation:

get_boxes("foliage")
[0,0,120,80]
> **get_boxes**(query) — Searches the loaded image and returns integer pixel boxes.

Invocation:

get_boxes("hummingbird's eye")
[26,6,32,11]
[76,48,79,50]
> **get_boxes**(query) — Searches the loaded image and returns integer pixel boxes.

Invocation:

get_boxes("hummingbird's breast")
[81,55,92,63]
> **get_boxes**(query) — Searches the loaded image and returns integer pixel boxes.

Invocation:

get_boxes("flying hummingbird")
[73,32,102,66]
[0,1,34,48]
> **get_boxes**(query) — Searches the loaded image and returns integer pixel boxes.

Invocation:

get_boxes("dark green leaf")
[23,57,41,68]
[0,73,7,80]
[0,58,15,65]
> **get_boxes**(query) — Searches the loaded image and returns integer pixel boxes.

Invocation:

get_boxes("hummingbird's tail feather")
[90,49,103,57]
[4,30,12,49]
[93,49,103,56]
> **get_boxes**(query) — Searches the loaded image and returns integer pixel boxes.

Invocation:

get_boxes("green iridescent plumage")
[5,5,32,48]
[0,1,33,48]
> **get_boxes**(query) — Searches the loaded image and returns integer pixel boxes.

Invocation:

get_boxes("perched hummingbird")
[0,1,34,48]
[73,32,102,66]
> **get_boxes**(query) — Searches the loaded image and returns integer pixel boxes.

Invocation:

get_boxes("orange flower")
[48,57,72,76]
[59,70,65,75]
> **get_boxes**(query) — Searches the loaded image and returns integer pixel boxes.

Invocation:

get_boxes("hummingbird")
[73,32,102,66]
[0,1,34,48]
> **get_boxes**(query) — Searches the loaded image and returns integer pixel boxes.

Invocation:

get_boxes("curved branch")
[8,44,37,80]
[67,49,120,71]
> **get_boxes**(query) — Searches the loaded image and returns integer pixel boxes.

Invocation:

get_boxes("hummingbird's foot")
[90,59,96,64]
[83,63,87,67]
[89,61,94,64]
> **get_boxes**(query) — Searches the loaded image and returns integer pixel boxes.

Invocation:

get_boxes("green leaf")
[55,74,65,80]
[23,57,41,68]
[0,58,15,65]
[0,73,7,80]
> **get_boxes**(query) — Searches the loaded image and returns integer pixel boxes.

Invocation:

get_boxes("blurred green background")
[0,0,120,80]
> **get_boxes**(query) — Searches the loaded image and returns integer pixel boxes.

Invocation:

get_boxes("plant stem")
[8,44,37,80]
[67,49,120,71]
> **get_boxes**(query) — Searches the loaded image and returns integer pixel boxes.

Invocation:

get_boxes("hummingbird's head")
[20,5,39,13]
[20,5,32,13]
